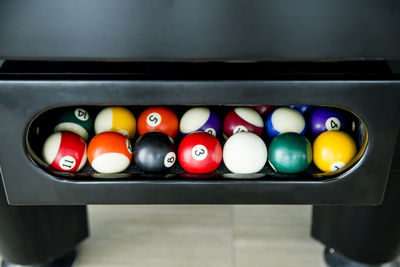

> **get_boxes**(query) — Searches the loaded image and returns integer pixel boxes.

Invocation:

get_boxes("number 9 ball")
[178,132,222,174]
[133,132,177,173]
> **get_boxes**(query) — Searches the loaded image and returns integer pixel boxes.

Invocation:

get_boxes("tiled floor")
[75,205,326,267]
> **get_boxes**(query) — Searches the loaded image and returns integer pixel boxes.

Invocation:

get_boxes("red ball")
[251,105,275,116]
[223,107,264,138]
[137,107,179,138]
[42,131,87,172]
[178,132,222,174]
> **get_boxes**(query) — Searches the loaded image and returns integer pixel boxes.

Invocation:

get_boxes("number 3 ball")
[309,107,346,138]
[266,107,306,138]
[42,132,87,172]
[268,133,312,173]
[178,132,222,173]
[138,107,179,138]
[223,107,264,138]
[88,132,133,174]
[133,132,177,173]
[94,107,136,139]
[223,132,268,174]
[313,131,357,173]
[54,108,93,141]
[179,107,220,137]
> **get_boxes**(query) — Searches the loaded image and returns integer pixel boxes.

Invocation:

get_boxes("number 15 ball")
[178,132,222,173]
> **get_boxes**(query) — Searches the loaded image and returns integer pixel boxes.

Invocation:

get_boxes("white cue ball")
[223,132,268,174]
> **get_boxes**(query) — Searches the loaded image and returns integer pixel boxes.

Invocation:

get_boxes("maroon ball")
[223,107,264,138]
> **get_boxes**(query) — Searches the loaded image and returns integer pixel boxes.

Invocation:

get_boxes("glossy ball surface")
[223,107,264,138]
[178,132,222,173]
[180,107,220,137]
[54,107,93,141]
[42,132,87,172]
[313,131,357,173]
[266,107,306,138]
[268,133,312,173]
[133,132,177,173]
[88,132,132,173]
[309,107,345,138]
[289,105,313,115]
[94,107,136,139]
[251,105,275,116]
[137,107,179,138]
[223,132,267,174]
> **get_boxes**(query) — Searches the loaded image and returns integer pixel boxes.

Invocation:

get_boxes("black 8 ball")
[133,132,177,173]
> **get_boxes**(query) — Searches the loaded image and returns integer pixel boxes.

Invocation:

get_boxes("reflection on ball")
[137,107,179,138]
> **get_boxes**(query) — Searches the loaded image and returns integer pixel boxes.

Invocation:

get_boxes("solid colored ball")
[289,105,313,115]
[42,131,87,172]
[54,107,94,141]
[268,133,312,173]
[133,132,177,173]
[223,107,264,138]
[309,107,346,138]
[94,107,136,139]
[251,105,275,116]
[223,132,267,174]
[137,107,179,138]
[179,107,220,137]
[266,107,306,138]
[178,132,222,173]
[88,132,133,174]
[313,131,357,173]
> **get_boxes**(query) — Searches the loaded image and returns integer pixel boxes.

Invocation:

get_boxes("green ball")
[268,132,312,174]
[54,108,94,141]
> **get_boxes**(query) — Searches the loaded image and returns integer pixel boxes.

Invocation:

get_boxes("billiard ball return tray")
[0,61,399,205]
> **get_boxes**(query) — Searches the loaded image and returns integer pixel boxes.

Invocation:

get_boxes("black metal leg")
[312,171,400,265]
[0,176,88,266]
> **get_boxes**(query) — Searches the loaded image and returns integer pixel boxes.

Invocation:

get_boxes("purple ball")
[309,107,345,138]
[179,107,220,137]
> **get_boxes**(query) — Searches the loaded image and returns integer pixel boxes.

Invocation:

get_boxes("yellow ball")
[94,107,136,139]
[313,131,357,173]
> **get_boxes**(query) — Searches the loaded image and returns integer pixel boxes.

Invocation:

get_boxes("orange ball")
[88,132,132,173]
[137,107,179,138]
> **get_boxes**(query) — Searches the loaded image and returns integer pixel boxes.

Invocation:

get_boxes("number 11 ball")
[133,132,177,173]
[309,107,345,138]
[178,132,222,173]
[42,132,87,172]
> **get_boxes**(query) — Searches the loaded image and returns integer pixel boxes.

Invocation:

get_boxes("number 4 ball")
[178,132,222,173]
[42,132,87,172]
[309,107,346,138]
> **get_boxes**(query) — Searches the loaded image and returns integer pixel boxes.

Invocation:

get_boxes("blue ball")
[309,107,346,138]
[289,105,313,114]
[266,107,306,138]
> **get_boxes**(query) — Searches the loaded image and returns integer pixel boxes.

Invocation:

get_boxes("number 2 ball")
[309,107,346,138]
[133,132,177,173]
[223,107,264,138]
[179,107,220,137]
[54,108,93,141]
[88,132,133,174]
[138,107,179,138]
[42,131,87,172]
[178,132,222,174]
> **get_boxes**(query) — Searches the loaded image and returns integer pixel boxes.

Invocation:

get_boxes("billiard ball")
[94,107,136,139]
[309,107,345,138]
[289,105,313,115]
[313,131,357,173]
[179,107,220,137]
[137,107,179,138]
[268,133,312,173]
[223,132,267,174]
[178,132,222,173]
[251,105,275,116]
[42,131,87,172]
[87,132,132,174]
[266,107,306,138]
[223,107,264,138]
[54,107,94,141]
[133,132,177,173]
